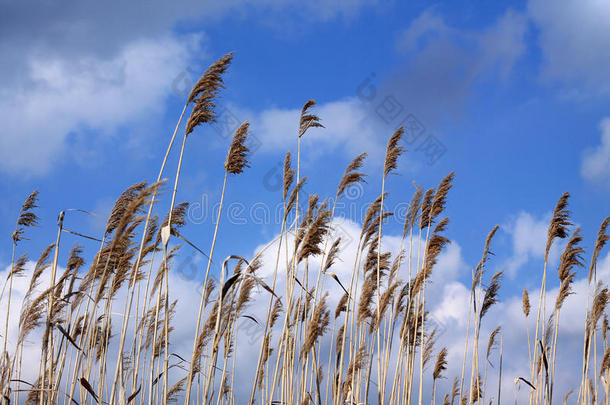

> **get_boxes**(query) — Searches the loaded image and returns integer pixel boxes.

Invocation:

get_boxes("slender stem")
[377,176,386,405]
[184,171,228,403]
[2,244,15,363]
[532,260,549,392]
[2,243,16,402]
[247,213,287,404]
[109,101,188,404]
[159,126,191,403]
[42,213,63,405]
[458,273,474,404]
[498,335,503,405]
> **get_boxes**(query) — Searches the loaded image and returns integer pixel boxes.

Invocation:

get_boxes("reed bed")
[0,53,609,405]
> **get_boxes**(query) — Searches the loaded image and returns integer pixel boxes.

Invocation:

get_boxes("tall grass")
[0,53,609,405]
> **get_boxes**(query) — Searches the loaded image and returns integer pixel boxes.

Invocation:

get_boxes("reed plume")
[556,269,576,311]
[486,327,501,361]
[383,127,404,178]
[413,218,450,294]
[12,190,39,243]
[302,293,330,356]
[403,184,423,238]
[590,284,609,332]
[297,206,332,263]
[1,53,608,405]
[545,192,571,260]
[17,290,47,346]
[337,153,367,198]
[522,289,531,317]
[225,121,251,174]
[433,348,448,380]
[283,151,295,201]
[298,99,324,137]
[7,254,27,280]
[3,190,41,397]
[335,293,348,319]
[558,228,584,282]
[324,238,342,273]
[419,188,435,229]
[474,225,500,287]
[105,182,146,236]
[471,374,483,403]
[480,271,503,321]
[185,53,233,135]
[360,193,386,240]
[430,172,455,223]
[342,345,366,401]
[432,347,448,405]
[423,328,439,370]
[601,348,610,378]
[285,177,308,220]
[26,244,55,300]
[590,217,610,283]
[270,299,283,328]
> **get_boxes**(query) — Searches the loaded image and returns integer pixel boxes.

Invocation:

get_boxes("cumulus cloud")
[503,211,549,277]
[500,210,571,278]
[0,217,464,402]
[0,261,52,385]
[244,98,395,164]
[2,214,606,403]
[581,117,610,185]
[419,240,610,404]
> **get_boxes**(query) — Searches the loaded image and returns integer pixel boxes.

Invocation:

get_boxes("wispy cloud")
[581,117,610,186]
[388,8,527,131]
[528,0,610,96]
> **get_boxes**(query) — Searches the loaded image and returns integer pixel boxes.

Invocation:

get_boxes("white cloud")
[224,8,529,164]
[527,0,610,95]
[0,35,199,176]
[581,117,610,184]
[2,215,607,403]
[429,251,610,405]
[478,10,528,79]
[398,10,450,53]
[389,9,527,132]
[432,281,470,327]
[0,0,380,177]
[502,210,570,278]
[0,261,54,388]
[249,98,390,163]
[504,211,548,276]
[0,217,465,402]
[399,8,526,75]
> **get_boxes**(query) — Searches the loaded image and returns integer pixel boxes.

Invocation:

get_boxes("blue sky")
[1,0,608,287]
[1,0,610,400]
